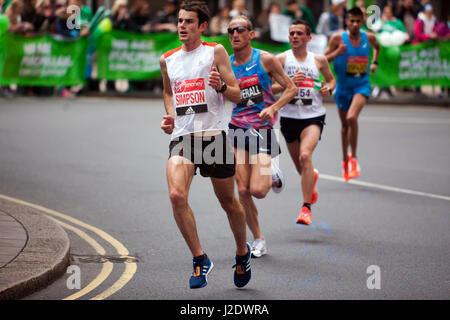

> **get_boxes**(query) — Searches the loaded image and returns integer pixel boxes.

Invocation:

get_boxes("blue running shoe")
[189,255,214,289]
[233,243,251,288]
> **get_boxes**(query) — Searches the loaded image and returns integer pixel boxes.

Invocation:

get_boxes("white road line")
[320,173,450,202]
[359,116,450,125]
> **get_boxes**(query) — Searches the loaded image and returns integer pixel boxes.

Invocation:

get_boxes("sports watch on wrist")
[216,82,227,93]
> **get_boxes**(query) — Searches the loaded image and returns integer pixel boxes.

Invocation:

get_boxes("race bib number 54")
[174,78,208,116]
[290,78,314,105]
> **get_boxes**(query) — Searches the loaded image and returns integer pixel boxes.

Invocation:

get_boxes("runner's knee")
[250,185,269,199]
[299,151,312,167]
[218,194,238,212]
[169,189,188,207]
[346,114,358,126]
[238,186,251,199]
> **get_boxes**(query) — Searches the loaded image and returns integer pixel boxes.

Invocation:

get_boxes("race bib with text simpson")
[174,78,208,116]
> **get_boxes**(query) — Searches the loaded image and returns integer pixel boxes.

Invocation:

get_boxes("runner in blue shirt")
[325,7,380,181]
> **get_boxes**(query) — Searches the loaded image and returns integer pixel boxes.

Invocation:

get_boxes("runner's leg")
[166,156,202,257]
[299,125,321,203]
[249,152,272,199]
[211,176,248,256]
[234,148,263,240]
[346,93,367,159]
[338,109,350,162]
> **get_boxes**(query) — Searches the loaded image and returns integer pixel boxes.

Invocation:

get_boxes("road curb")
[0,197,70,300]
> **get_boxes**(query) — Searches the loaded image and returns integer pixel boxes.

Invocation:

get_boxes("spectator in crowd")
[130,0,152,32]
[436,13,450,40]
[282,0,316,33]
[153,0,177,32]
[413,3,438,42]
[317,0,345,39]
[5,0,34,33]
[55,0,89,37]
[209,6,230,35]
[255,2,280,41]
[229,0,249,19]
[1,0,5,14]
[79,0,92,29]
[396,0,420,40]
[34,0,57,33]
[110,0,133,31]
[21,0,54,33]
[54,0,89,98]
[378,5,410,45]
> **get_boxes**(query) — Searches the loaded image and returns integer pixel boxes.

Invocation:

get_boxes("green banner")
[96,31,182,80]
[2,31,449,87]
[0,33,88,86]
[370,41,450,87]
[95,32,292,80]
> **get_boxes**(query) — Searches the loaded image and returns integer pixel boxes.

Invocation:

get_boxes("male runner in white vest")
[273,20,335,225]
[159,0,251,289]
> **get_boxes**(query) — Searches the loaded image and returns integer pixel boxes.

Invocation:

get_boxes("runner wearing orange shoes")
[273,20,335,225]
[324,7,380,181]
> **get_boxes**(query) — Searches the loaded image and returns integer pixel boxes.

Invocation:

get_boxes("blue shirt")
[334,31,370,90]
[230,48,276,129]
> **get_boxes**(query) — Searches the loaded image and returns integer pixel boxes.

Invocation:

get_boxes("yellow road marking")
[0,194,137,300]
[45,216,114,300]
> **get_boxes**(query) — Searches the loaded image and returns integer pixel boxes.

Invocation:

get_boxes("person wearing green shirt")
[282,0,317,33]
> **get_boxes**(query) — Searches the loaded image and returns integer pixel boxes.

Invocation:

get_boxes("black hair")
[179,0,210,25]
[291,19,312,35]
[347,6,364,17]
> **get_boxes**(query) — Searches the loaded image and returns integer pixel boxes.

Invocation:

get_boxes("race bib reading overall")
[174,78,208,116]
[237,75,264,108]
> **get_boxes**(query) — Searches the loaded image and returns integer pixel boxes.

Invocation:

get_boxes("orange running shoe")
[296,206,312,225]
[349,157,361,179]
[311,169,319,205]
[342,160,350,181]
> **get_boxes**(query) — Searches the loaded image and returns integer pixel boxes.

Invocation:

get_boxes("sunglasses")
[227,26,250,34]
[289,31,305,36]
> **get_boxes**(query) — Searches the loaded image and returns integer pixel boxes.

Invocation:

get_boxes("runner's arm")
[159,55,174,117]
[316,54,336,97]
[159,55,175,134]
[271,53,287,95]
[259,52,296,122]
[324,33,345,62]
[213,44,241,104]
[367,32,380,74]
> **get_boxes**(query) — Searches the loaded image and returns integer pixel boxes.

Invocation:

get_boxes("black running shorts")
[168,131,236,179]
[280,114,326,143]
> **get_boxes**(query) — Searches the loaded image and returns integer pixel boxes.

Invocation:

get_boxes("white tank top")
[279,50,325,119]
[164,42,228,140]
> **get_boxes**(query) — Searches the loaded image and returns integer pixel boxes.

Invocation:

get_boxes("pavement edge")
[0,197,71,300]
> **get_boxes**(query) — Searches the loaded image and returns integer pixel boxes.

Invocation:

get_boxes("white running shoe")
[271,159,284,193]
[251,238,267,258]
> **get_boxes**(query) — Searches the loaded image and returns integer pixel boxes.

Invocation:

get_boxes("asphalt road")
[0,97,449,300]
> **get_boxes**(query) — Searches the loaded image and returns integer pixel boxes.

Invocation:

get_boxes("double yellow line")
[0,194,137,300]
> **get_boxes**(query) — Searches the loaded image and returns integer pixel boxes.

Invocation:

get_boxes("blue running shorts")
[334,83,371,112]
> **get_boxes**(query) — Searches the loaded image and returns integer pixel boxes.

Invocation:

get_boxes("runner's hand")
[319,81,330,97]
[161,115,174,134]
[292,71,305,86]
[258,106,276,123]
[337,42,347,55]
[370,63,377,74]
[208,66,222,91]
